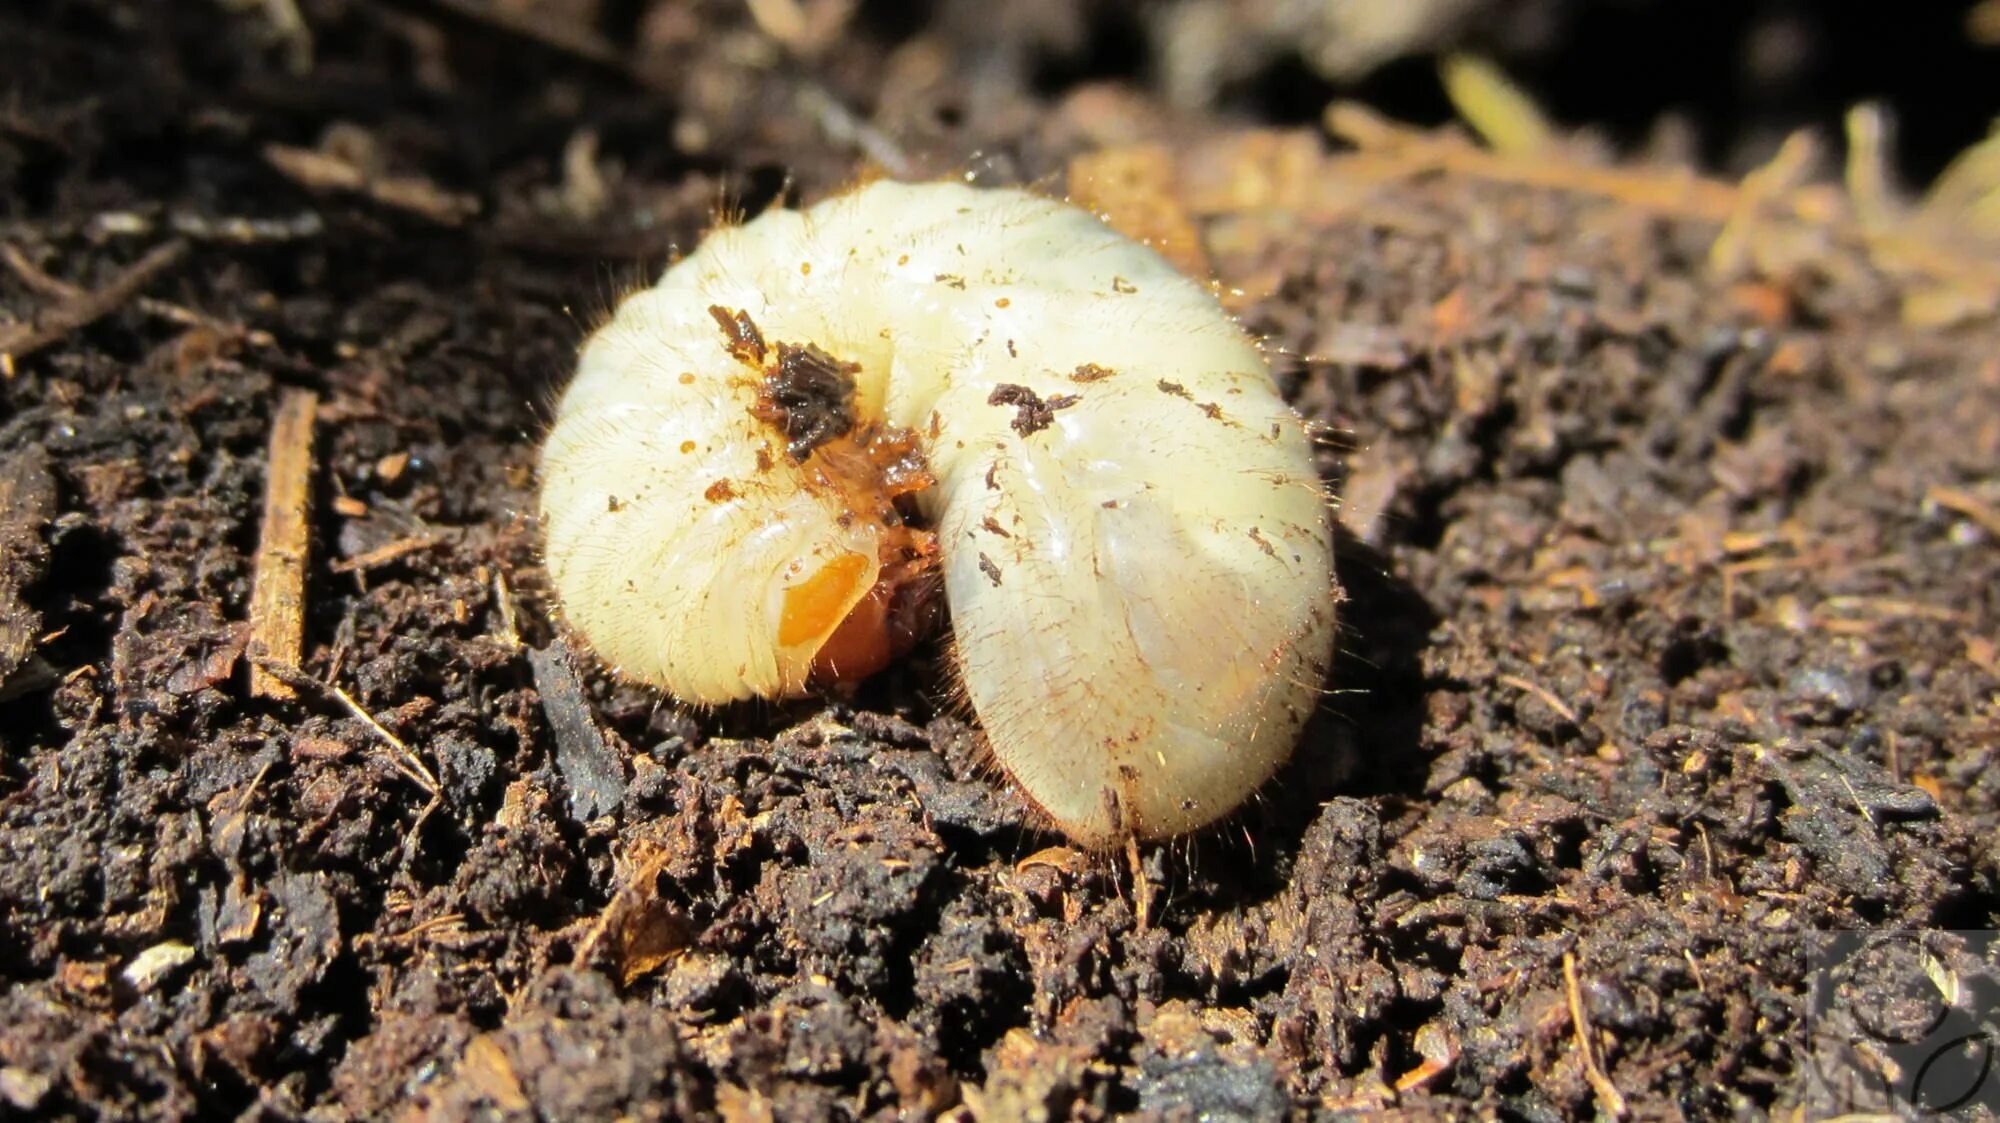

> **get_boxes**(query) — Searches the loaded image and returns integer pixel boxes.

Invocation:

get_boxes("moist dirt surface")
[2,3,1998,1121]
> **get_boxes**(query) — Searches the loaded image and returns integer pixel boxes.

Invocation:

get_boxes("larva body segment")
[540,181,1335,846]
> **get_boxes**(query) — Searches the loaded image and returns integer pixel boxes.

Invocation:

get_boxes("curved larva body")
[540,180,1335,846]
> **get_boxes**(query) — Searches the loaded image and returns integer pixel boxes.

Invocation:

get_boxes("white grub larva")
[539,180,1335,847]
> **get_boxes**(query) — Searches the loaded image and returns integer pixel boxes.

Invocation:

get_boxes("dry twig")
[249,391,318,701]
[330,532,451,575]
[0,240,189,366]
[408,0,626,69]
[1928,484,2000,541]
[264,142,479,225]
[1324,103,1741,223]
[385,0,908,176]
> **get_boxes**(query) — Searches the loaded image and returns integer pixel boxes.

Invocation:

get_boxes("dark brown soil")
[3,3,1997,1120]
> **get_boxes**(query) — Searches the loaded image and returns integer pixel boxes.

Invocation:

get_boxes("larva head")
[540,291,938,705]
[741,315,941,692]
[771,546,884,688]
[779,429,941,690]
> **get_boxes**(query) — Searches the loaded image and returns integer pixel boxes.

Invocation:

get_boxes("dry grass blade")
[1438,52,1553,157]
[1323,102,1742,222]
[1564,952,1629,1119]
[1496,673,1581,726]
[253,658,442,797]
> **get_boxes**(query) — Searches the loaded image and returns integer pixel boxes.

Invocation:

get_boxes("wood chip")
[456,1034,531,1114]
[249,390,317,700]
[577,845,696,985]
[528,642,626,821]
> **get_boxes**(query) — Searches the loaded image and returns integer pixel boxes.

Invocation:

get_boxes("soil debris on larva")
[754,341,862,462]
[707,303,768,367]
[986,382,1081,436]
